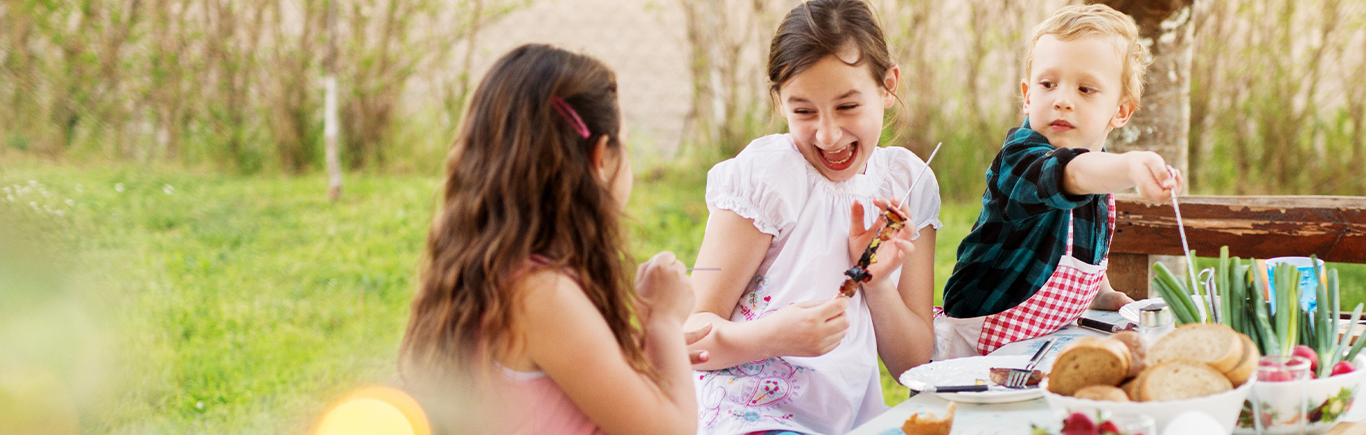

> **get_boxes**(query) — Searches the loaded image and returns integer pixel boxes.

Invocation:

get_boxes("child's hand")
[765,297,850,357]
[848,198,915,286]
[684,323,712,364]
[1126,152,1183,203]
[1089,290,1134,311]
[635,251,694,324]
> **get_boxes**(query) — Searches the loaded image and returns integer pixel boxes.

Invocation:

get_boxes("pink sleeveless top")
[496,366,604,435]
[493,256,604,435]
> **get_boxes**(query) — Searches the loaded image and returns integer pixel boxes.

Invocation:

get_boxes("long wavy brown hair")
[399,44,649,382]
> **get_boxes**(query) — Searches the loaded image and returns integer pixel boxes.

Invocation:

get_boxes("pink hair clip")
[551,96,591,139]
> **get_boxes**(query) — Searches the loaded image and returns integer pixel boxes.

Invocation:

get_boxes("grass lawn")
[2,161,1362,432]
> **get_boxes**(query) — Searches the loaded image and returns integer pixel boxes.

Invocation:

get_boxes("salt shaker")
[1139,302,1175,346]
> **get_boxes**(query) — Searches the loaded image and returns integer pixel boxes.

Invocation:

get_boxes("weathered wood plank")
[1111,194,1366,263]
[1108,253,1150,301]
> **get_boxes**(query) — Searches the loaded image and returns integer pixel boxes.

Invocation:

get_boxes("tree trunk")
[325,0,343,201]
[456,0,483,108]
[679,0,719,150]
[1091,0,1203,298]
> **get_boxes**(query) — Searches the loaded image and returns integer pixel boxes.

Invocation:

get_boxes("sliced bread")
[1148,323,1244,373]
[1119,376,1141,401]
[1224,333,1259,387]
[1138,359,1233,401]
[1046,336,1131,396]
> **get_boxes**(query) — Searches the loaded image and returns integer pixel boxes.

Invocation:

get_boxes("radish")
[1332,361,1355,376]
[1293,345,1319,375]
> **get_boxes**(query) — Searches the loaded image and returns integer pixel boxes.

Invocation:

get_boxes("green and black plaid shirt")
[942,119,1112,318]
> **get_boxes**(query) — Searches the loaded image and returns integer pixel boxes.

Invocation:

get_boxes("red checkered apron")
[972,195,1117,355]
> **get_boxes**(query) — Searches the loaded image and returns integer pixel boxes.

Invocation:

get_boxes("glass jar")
[1138,302,1175,346]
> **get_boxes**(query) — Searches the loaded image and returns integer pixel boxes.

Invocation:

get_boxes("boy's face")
[1021,34,1135,151]
[778,47,898,183]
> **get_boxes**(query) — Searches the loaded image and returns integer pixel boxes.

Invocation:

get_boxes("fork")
[1006,338,1055,388]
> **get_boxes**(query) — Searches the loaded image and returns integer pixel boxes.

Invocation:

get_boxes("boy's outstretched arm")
[1062,150,1182,202]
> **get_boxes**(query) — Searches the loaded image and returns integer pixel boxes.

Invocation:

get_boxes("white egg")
[1161,411,1224,435]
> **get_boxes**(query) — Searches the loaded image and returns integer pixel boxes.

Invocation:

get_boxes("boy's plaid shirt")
[941,119,1112,318]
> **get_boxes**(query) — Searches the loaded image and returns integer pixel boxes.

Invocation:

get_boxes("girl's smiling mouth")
[819,141,858,170]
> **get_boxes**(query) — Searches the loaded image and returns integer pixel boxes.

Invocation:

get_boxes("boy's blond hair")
[1025,4,1150,107]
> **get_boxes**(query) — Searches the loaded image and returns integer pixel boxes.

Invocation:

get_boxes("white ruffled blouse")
[694,133,943,435]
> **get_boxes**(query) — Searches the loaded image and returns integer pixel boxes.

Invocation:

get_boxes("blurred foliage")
[3,0,1362,199]
[0,0,527,174]
[676,0,1366,200]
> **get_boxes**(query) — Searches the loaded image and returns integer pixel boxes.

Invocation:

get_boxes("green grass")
[2,163,441,434]
[2,160,1363,431]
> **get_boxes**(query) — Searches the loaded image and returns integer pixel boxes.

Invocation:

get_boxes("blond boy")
[936,4,1183,359]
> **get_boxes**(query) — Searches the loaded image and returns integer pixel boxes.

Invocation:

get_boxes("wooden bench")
[1107,194,1366,302]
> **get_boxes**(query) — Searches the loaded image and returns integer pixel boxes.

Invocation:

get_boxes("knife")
[1077,317,1137,334]
[902,379,991,393]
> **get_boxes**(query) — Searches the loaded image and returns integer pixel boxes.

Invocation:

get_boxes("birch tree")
[325,0,343,200]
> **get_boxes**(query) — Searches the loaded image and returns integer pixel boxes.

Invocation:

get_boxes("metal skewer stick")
[836,142,944,298]
[1168,165,1206,321]
[896,142,943,208]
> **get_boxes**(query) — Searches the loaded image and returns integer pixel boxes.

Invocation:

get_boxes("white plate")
[1118,298,1161,324]
[899,355,1045,404]
[1122,296,1219,323]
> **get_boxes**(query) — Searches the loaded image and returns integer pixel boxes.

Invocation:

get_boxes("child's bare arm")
[1088,274,1134,311]
[1062,150,1181,202]
[522,268,696,435]
[686,210,851,371]
[865,226,937,376]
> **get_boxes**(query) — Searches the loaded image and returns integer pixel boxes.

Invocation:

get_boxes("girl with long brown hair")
[398,44,700,435]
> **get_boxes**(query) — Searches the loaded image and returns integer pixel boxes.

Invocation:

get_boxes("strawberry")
[1097,420,1121,434]
[1061,412,1098,435]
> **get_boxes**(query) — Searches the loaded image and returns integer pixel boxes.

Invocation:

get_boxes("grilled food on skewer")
[838,205,909,297]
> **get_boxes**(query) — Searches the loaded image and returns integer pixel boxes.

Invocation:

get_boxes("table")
[847,310,1366,435]
[847,310,1114,435]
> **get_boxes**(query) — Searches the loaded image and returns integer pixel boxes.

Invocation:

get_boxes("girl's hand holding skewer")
[847,198,915,289]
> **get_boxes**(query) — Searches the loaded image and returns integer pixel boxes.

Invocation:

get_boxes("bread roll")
[901,402,954,435]
[1074,385,1131,402]
[1046,337,1131,396]
[1110,330,1147,378]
